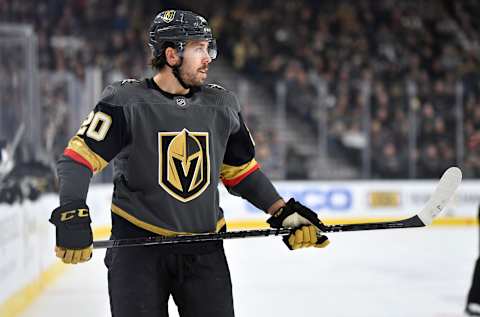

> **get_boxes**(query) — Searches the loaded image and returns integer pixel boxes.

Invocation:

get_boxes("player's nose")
[203,53,212,64]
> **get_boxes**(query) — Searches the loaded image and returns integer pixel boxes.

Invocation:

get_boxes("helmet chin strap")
[167,58,191,90]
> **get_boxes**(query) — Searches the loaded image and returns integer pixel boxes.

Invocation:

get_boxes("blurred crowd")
[223,0,480,178]
[1,0,479,179]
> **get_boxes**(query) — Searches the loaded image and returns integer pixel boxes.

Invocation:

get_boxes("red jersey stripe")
[222,162,260,187]
[64,148,94,172]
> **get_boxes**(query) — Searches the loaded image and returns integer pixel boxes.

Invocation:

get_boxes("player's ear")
[165,47,181,66]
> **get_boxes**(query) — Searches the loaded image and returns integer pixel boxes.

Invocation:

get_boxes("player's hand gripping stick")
[267,198,330,250]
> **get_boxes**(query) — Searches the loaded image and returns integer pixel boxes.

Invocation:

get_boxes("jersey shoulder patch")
[100,79,146,107]
[203,83,240,113]
[121,78,141,86]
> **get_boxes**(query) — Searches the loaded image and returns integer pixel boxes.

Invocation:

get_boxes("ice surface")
[20,227,477,317]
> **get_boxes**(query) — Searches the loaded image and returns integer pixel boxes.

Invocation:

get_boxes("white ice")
[20,227,478,317]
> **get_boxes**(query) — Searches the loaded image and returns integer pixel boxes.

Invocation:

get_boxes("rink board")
[86,180,480,225]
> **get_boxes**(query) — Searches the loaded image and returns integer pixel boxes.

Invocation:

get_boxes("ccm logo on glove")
[60,208,89,221]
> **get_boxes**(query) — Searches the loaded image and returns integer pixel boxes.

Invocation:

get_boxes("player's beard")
[178,65,208,87]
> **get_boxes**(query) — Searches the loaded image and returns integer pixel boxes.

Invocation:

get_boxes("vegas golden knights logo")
[160,10,176,23]
[158,129,210,202]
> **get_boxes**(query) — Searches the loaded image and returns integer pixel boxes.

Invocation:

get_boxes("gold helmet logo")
[160,10,176,23]
[158,129,210,202]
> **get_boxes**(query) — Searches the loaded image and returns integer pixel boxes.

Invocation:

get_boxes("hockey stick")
[93,167,462,249]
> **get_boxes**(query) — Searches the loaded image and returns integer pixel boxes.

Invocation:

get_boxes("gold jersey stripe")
[66,136,108,173]
[216,217,226,231]
[220,159,258,181]
[111,203,226,236]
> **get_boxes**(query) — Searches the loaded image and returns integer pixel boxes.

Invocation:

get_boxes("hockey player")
[465,134,480,316]
[49,10,329,316]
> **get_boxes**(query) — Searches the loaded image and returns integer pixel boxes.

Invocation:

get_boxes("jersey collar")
[146,78,199,99]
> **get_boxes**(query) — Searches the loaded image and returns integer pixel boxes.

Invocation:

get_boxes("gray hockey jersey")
[64,78,259,236]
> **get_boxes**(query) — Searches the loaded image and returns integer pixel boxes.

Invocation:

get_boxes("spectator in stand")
[372,141,407,179]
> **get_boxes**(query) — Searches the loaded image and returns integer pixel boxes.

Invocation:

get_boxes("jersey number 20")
[77,111,112,141]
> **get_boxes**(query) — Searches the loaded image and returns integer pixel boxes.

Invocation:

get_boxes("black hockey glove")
[49,201,93,264]
[267,198,329,250]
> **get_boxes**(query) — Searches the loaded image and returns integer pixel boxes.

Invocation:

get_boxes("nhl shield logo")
[160,10,176,23]
[175,97,187,107]
[158,129,210,202]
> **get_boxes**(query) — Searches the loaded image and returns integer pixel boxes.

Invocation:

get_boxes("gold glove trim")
[55,246,92,264]
[289,225,329,250]
[315,238,330,248]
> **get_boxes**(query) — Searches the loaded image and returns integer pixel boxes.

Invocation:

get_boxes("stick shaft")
[93,167,461,249]
[93,216,426,249]
[93,228,291,249]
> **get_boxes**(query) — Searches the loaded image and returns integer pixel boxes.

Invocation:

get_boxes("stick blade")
[417,167,462,226]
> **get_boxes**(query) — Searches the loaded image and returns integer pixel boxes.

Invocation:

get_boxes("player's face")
[179,40,212,87]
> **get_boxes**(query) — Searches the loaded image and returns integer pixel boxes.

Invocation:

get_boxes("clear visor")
[208,39,217,60]
[180,39,217,60]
